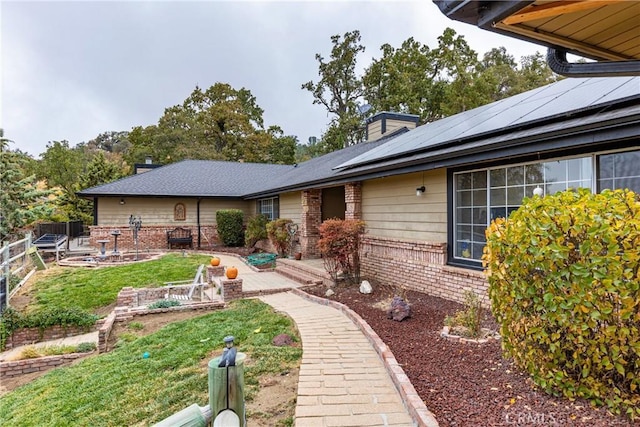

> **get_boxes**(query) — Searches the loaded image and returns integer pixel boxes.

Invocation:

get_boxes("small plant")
[19,346,41,359]
[245,214,269,247]
[266,218,293,257]
[148,299,181,310]
[444,290,483,338]
[76,342,97,353]
[128,321,145,331]
[317,219,366,285]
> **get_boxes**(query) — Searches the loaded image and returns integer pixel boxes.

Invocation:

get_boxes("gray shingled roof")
[78,160,292,197]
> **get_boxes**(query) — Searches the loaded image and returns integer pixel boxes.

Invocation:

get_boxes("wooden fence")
[1,233,41,313]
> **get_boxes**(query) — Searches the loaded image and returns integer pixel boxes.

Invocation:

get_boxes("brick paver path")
[259,292,415,427]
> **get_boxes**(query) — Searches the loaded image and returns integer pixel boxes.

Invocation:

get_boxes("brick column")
[345,182,362,220]
[207,266,225,283]
[300,189,322,258]
[221,279,243,301]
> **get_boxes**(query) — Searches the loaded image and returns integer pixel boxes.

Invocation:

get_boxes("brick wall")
[1,353,87,379]
[360,236,488,305]
[345,182,362,221]
[89,225,219,251]
[300,189,322,258]
[4,325,95,351]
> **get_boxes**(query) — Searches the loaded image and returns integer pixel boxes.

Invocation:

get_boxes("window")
[257,197,279,220]
[454,156,594,263]
[598,150,640,193]
[452,148,639,265]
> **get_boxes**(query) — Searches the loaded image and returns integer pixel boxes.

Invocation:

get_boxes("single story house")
[79,76,640,303]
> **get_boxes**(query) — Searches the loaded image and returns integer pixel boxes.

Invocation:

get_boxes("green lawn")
[28,253,213,313]
[0,299,302,426]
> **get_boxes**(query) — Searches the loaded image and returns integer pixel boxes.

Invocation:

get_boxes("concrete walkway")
[259,292,420,427]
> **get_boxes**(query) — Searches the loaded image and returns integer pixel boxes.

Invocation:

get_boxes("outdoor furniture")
[33,234,68,261]
[167,227,193,249]
[164,264,205,301]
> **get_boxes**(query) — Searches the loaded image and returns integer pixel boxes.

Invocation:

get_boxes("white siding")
[362,170,447,242]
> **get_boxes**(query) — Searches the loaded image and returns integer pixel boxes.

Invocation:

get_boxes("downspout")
[547,48,640,77]
[197,198,202,249]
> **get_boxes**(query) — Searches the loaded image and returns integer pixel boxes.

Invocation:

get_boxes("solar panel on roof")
[335,77,639,171]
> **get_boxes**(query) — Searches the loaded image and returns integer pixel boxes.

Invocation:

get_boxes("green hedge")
[484,188,639,419]
[216,209,244,247]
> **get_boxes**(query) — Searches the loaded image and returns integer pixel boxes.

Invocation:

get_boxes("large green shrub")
[216,209,244,247]
[484,188,639,419]
[317,219,366,285]
[245,214,268,247]
[266,218,293,257]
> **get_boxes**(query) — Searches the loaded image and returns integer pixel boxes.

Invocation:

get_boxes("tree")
[363,37,446,123]
[302,30,366,150]
[0,129,53,242]
[126,83,295,165]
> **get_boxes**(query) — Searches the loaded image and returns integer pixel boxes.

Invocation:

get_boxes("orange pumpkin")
[210,257,220,266]
[226,266,238,279]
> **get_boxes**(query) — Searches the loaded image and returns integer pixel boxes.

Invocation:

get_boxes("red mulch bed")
[304,284,634,427]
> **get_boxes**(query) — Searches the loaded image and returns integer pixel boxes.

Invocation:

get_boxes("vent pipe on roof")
[547,48,640,78]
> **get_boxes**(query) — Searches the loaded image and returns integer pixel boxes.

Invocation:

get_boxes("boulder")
[325,288,335,297]
[359,280,373,294]
[387,296,411,321]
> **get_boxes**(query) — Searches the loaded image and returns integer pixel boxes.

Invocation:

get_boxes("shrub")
[266,218,293,257]
[76,342,97,353]
[484,188,640,419]
[245,214,269,247]
[317,219,366,285]
[216,209,245,247]
[148,299,181,310]
[444,290,483,338]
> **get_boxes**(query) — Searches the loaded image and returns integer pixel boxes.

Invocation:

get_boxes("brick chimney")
[365,112,420,142]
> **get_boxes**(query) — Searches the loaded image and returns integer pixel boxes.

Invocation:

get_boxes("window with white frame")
[453,149,640,263]
[257,197,279,221]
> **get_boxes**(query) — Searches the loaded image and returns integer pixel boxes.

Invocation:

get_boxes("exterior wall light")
[416,186,426,196]
[119,198,126,205]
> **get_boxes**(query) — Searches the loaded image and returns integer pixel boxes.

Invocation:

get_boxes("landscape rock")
[325,289,335,297]
[359,280,373,294]
[387,296,411,321]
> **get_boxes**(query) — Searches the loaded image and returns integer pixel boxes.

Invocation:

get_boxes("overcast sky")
[2,1,545,157]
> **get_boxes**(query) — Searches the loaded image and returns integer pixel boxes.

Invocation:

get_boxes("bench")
[167,227,193,249]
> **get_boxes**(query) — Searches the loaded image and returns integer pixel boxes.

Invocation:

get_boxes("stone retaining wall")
[0,353,88,379]
[3,325,95,351]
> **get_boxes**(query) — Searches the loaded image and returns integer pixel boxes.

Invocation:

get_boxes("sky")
[1,0,546,158]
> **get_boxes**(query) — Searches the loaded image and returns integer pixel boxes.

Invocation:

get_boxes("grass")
[27,253,212,313]
[0,299,302,426]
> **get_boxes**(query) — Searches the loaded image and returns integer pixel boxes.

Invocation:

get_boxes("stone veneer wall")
[89,225,219,252]
[360,236,488,305]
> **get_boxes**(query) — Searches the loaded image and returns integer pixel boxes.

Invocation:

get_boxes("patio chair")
[164,264,205,301]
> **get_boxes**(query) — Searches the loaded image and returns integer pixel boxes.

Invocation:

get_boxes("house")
[79,76,640,303]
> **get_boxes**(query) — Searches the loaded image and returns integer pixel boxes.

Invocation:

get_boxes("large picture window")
[453,149,639,264]
[257,197,279,221]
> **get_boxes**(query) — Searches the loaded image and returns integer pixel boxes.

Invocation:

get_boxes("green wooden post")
[209,353,246,426]
[152,403,208,427]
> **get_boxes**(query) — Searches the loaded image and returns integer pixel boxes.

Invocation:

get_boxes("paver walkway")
[259,292,416,427]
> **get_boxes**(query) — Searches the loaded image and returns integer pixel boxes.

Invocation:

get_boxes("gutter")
[547,49,640,78]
